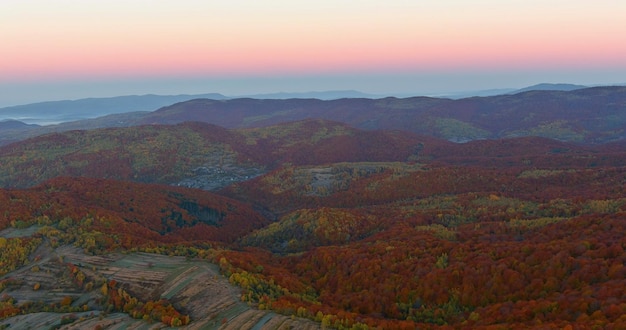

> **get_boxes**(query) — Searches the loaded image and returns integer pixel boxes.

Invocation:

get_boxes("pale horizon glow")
[2,0,626,107]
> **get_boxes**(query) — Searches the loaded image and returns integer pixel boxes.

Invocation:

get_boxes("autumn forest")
[1,89,626,329]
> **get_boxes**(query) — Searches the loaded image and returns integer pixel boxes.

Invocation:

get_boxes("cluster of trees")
[63,262,190,327]
[0,236,41,276]
[102,279,190,327]
[243,207,381,253]
[0,279,21,319]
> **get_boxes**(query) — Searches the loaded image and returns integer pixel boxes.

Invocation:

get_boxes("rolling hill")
[2,138,625,328]
[3,118,621,191]
[2,86,626,146]
[138,86,626,144]
[0,176,319,329]
[2,115,626,328]
[0,176,268,247]
[0,119,430,189]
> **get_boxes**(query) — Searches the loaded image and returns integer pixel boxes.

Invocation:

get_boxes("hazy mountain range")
[435,83,588,99]
[0,83,589,125]
[2,85,625,146]
[0,93,227,125]
[0,91,377,125]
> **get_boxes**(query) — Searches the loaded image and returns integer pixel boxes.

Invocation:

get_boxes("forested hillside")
[1,118,626,328]
[0,120,426,189]
[218,157,626,328]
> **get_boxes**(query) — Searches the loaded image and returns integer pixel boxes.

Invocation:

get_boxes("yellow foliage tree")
[101,282,108,296]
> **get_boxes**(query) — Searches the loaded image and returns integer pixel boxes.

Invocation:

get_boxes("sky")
[1,0,626,107]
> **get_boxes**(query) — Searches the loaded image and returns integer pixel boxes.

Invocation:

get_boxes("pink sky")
[1,0,626,105]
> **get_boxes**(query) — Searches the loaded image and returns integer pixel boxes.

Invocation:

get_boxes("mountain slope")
[4,118,624,192]
[3,86,625,146]
[2,119,626,328]
[217,156,626,328]
[138,86,626,143]
[0,120,429,189]
[0,121,259,189]
[1,176,268,246]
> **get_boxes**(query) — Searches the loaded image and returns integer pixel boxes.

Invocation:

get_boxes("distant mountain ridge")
[0,119,40,130]
[240,90,378,99]
[511,83,588,94]
[0,93,227,125]
[0,83,588,125]
[0,90,377,125]
[140,86,626,144]
[436,82,588,99]
[2,85,626,145]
